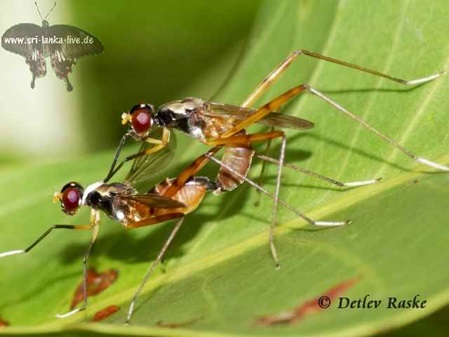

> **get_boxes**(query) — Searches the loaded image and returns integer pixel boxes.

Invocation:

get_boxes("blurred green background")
[0,0,260,161]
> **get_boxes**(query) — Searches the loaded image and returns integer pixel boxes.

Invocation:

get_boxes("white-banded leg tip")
[416,157,449,171]
[0,249,25,258]
[409,72,446,85]
[314,220,347,227]
[343,177,382,187]
[56,308,82,318]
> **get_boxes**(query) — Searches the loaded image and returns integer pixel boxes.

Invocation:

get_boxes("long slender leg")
[105,128,171,182]
[164,131,290,199]
[256,155,381,187]
[105,132,131,182]
[213,131,288,268]
[252,135,377,202]
[242,50,445,108]
[55,212,184,322]
[162,147,222,199]
[225,84,449,171]
[254,128,275,206]
[125,215,185,325]
[0,220,97,319]
[270,133,286,267]
[209,130,351,268]
[134,128,171,162]
[205,131,285,147]
[107,139,166,182]
[304,85,449,171]
[205,154,348,268]
[207,131,381,266]
[247,131,377,201]
[56,210,101,318]
[207,132,287,262]
[222,85,308,138]
[0,224,93,258]
[214,131,290,268]
[205,154,348,225]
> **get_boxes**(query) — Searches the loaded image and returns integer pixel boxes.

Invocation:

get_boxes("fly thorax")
[155,97,206,140]
[84,182,137,222]
[110,197,135,223]
[107,183,138,223]
[82,181,105,207]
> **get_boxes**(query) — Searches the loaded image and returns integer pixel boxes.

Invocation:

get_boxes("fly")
[0,141,215,320]
[110,50,448,266]
[0,140,355,324]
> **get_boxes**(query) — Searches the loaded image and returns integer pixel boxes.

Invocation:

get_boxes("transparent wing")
[205,102,314,130]
[255,113,314,130]
[122,194,185,209]
[124,128,176,186]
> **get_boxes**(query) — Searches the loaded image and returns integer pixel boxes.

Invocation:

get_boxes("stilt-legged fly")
[0,141,213,319]
[108,50,448,265]
[0,139,346,323]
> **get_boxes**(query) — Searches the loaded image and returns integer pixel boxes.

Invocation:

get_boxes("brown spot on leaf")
[91,305,120,322]
[256,276,360,326]
[71,268,119,309]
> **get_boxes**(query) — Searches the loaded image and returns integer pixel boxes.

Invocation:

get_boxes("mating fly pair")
[111,50,448,266]
[0,50,448,325]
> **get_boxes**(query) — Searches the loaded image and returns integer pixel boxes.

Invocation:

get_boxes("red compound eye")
[129,104,154,134]
[60,182,83,215]
[132,109,152,133]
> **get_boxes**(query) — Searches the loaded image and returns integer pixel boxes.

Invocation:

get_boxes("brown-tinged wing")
[256,113,315,129]
[205,102,314,130]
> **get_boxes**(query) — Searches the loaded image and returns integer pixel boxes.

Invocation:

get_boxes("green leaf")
[1,0,449,336]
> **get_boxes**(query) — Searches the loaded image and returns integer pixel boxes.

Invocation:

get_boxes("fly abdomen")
[152,177,208,216]
[216,145,255,194]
